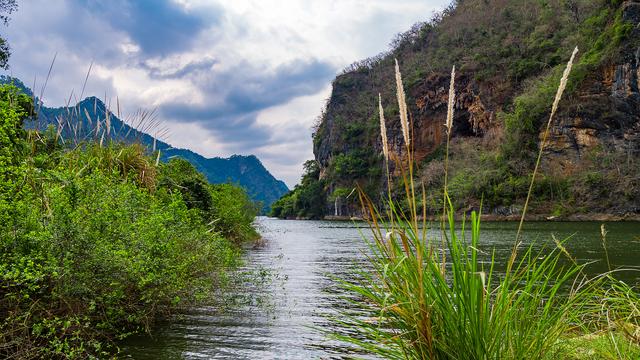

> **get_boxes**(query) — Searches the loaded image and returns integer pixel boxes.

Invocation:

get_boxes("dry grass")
[378,93,389,161]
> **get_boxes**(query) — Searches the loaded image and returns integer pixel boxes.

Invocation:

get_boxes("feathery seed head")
[551,47,578,116]
[445,65,456,134]
[106,111,111,137]
[378,93,389,161]
[394,59,410,147]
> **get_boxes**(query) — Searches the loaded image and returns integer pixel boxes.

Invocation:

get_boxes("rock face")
[411,73,498,160]
[546,2,640,161]
[314,71,500,175]
[309,0,640,217]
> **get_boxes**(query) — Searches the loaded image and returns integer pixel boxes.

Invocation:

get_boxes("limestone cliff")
[293,0,640,219]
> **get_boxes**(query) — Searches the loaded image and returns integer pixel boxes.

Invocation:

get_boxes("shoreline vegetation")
[0,83,259,358]
[0,0,638,359]
[327,48,639,358]
[292,213,640,222]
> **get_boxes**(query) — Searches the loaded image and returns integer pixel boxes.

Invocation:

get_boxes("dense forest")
[272,0,640,220]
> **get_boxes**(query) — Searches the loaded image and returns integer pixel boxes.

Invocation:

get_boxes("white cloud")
[3,0,450,187]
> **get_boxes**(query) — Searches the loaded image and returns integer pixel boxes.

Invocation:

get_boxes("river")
[122,217,640,359]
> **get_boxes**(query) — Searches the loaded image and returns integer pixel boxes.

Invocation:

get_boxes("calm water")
[122,218,640,359]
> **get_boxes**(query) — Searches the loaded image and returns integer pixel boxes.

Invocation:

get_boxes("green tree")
[270,160,326,219]
[159,158,214,213]
[0,84,32,187]
[0,0,17,69]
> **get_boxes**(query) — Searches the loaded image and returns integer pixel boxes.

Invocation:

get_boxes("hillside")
[1,77,289,212]
[274,0,640,219]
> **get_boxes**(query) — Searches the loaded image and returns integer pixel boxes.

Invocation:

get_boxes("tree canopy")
[0,0,17,69]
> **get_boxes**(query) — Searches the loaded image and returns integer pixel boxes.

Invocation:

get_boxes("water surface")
[122,218,640,359]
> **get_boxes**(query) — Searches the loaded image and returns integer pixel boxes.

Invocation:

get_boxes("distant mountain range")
[1,76,289,212]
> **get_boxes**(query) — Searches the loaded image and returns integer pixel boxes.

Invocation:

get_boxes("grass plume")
[395,59,410,149]
[378,93,389,161]
[443,65,455,197]
[445,65,455,133]
[514,46,578,259]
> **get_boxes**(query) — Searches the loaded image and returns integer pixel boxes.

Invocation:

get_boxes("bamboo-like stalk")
[510,46,578,271]
[441,65,456,272]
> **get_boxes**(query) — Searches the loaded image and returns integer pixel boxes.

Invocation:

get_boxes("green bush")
[270,160,326,219]
[159,158,214,213]
[209,183,259,241]
[0,84,31,187]
[1,168,238,357]
[0,85,254,357]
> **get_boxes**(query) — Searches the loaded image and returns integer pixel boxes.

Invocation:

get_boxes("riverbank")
[0,84,259,358]
[314,212,640,222]
[120,217,640,358]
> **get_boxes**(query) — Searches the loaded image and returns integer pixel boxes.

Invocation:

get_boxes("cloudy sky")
[2,0,448,187]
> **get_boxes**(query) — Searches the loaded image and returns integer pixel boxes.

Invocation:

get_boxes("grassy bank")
[331,53,640,359]
[0,84,258,358]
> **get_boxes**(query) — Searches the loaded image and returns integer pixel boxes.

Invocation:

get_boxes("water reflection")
[121,218,639,359]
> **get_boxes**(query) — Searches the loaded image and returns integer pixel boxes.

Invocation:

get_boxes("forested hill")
[272,0,640,220]
[1,76,289,212]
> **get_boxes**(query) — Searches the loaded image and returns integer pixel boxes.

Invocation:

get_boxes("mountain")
[158,149,289,213]
[0,76,289,212]
[274,0,640,220]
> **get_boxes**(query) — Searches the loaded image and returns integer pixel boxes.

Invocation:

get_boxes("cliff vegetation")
[276,0,640,219]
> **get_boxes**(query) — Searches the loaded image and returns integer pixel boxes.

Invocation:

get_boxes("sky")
[2,0,449,187]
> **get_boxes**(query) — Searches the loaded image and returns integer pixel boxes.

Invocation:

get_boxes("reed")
[514,47,578,246]
[378,93,389,162]
[441,65,455,197]
[330,49,638,359]
[393,60,419,228]
[395,59,410,149]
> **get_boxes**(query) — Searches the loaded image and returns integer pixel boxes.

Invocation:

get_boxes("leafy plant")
[0,85,256,357]
[329,52,639,359]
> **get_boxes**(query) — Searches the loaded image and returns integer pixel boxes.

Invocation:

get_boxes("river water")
[122,217,639,359]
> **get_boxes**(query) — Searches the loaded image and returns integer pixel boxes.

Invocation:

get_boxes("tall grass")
[331,49,639,359]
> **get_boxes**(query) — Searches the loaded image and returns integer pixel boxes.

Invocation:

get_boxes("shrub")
[1,161,239,357]
[0,86,253,357]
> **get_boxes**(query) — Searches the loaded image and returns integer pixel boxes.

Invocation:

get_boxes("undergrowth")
[0,84,258,358]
